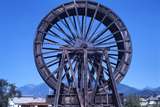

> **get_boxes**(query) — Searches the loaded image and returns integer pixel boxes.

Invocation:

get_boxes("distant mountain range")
[18,83,50,97]
[18,83,160,97]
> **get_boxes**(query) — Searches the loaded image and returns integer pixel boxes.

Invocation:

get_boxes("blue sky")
[0,0,160,89]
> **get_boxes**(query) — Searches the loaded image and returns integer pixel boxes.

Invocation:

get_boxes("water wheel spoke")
[47,61,59,68]
[54,23,75,43]
[94,36,115,46]
[91,18,120,43]
[87,12,109,42]
[42,47,60,51]
[48,29,73,46]
[43,55,59,59]
[36,40,68,47]
[72,15,79,38]
[108,53,118,57]
[94,27,126,46]
[62,4,79,39]
[83,1,88,40]
[85,4,99,40]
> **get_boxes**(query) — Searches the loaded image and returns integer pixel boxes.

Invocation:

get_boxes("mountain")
[118,84,139,96]
[18,83,160,97]
[154,87,160,91]
[18,83,50,97]
[136,87,160,97]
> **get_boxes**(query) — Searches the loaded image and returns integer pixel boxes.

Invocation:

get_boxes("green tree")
[0,79,21,107]
[125,95,141,107]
